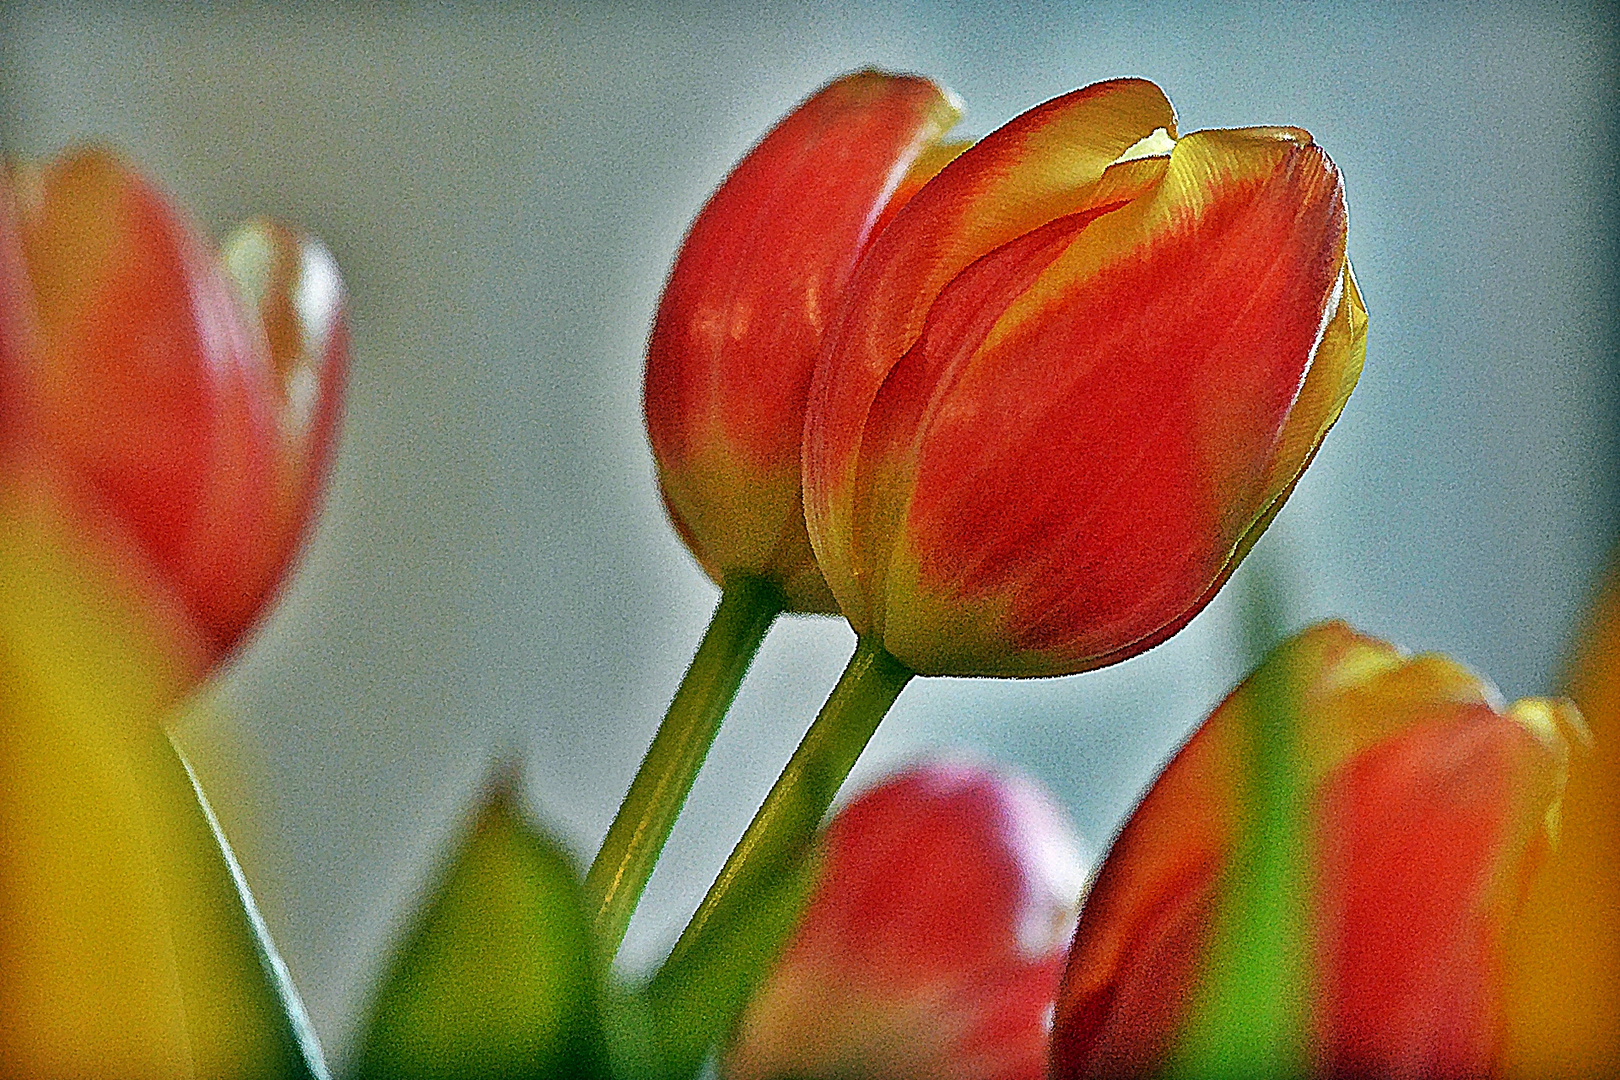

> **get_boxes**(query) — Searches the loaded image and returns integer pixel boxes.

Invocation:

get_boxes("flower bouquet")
[0,69,1613,1080]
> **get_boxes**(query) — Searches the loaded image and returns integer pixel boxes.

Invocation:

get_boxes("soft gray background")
[3,0,1616,1065]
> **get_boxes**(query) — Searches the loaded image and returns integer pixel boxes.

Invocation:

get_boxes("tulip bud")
[1049,621,1580,1079]
[355,770,611,1080]
[3,148,346,664]
[803,79,1367,676]
[646,70,962,612]
[724,761,1087,1080]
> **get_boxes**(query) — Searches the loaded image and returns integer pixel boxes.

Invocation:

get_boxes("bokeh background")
[2,0,1616,1065]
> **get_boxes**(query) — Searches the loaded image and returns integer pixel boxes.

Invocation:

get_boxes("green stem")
[585,576,783,959]
[645,636,914,1078]
[1167,643,1310,1079]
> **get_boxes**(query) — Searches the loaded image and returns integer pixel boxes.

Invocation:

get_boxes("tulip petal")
[1499,560,1620,1075]
[726,762,1086,1080]
[647,71,960,610]
[878,128,1351,675]
[15,149,281,656]
[804,77,1177,634]
[1051,623,1578,1079]
[1312,704,1568,1078]
[221,220,349,628]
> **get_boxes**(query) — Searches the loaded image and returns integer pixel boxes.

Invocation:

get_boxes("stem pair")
[582,577,913,1079]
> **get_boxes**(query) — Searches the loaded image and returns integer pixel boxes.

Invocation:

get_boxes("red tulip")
[802,78,1367,676]
[1,148,346,669]
[1049,622,1580,1079]
[645,70,963,611]
[724,761,1087,1080]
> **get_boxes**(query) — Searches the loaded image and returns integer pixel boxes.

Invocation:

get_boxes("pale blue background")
[3,1,1615,1064]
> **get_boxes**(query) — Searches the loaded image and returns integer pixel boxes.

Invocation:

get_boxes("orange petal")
[1051,624,1576,1079]
[883,128,1350,674]
[1499,559,1620,1075]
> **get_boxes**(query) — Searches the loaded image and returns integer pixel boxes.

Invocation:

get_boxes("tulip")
[592,71,965,962]
[1498,557,1620,1076]
[645,69,963,612]
[0,149,343,1076]
[646,80,1366,1076]
[802,77,1368,678]
[1049,621,1581,1080]
[723,761,1087,1080]
[4,148,346,666]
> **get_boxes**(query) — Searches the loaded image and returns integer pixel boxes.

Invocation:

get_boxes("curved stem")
[585,576,783,960]
[646,636,914,1078]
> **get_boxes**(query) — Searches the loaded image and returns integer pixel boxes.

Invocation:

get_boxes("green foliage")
[351,773,612,1080]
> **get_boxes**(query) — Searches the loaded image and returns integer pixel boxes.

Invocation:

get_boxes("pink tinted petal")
[728,762,1085,1080]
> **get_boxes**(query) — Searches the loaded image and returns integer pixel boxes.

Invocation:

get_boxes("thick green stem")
[645,637,914,1078]
[585,576,783,959]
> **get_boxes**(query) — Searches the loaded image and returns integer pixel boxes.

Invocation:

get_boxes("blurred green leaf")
[351,770,611,1080]
[1167,635,1311,1079]
[165,733,332,1079]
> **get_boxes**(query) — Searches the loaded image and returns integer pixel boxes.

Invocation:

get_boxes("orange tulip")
[802,78,1366,676]
[645,70,962,611]
[1050,622,1580,1079]
[725,761,1086,1080]
[2,148,346,667]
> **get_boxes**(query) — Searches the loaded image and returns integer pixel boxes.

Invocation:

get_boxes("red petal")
[894,130,1348,671]
[17,149,279,657]
[806,78,1176,636]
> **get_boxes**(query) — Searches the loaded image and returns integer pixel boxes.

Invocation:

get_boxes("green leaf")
[351,770,612,1080]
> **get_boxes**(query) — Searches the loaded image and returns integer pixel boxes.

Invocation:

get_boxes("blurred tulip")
[1498,558,1620,1076]
[645,70,962,612]
[0,150,341,1077]
[723,761,1086,1080]
[1050,622,1579,1080]
[803,78,1366,676]
[2,147,346,666]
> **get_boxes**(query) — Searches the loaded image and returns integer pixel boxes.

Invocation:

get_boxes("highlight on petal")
[725,760,1086,1080]
[1051,622,1578,1079]
[221,218,349,628]
[646,70,960,611]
